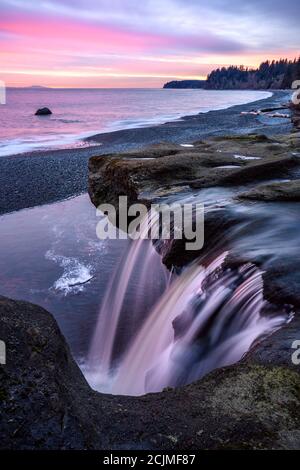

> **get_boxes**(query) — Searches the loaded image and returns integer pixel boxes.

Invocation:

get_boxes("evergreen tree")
[206,58,300,90]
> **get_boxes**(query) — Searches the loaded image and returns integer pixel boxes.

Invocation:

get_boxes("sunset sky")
[0,0,299,88]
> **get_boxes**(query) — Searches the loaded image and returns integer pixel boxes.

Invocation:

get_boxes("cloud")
[0,0,298,87]
[0,8,247,55]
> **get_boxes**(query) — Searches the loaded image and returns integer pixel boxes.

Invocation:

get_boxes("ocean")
[0,88,272,157]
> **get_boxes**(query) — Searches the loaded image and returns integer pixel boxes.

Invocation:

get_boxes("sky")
[0,0,299,88]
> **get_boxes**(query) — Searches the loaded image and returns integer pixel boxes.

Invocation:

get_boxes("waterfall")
[88,213,169,388]
[85,239,289,395]
[112,254,289,395]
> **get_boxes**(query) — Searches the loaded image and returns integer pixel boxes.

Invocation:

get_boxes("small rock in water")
[35,107,52,116]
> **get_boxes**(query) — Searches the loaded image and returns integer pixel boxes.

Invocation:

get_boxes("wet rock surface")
[1,295,300,450]
[238,179,300,201]
[0,296,102,449]
[158,207,244,269]
[246,314,300,369]
[290,101,300,131]
[89,134,299,211]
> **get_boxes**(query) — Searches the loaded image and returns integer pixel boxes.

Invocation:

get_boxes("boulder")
[246,315,300,368]
[88,145,243,213]
[88,135,300,213]
[0,296,103,449]
[35,107,52,116]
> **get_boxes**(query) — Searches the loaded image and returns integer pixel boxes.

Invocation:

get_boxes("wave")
[45,250,94,295]
[0,131,100,157]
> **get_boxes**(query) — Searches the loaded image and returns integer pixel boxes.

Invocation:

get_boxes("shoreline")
[0,90,291,216]
[0,89,272,158]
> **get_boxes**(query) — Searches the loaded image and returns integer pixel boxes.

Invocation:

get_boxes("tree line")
[205,58,300,90]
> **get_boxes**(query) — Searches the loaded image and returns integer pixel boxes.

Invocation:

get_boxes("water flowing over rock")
[2,128,300,449]
[86,131,300,401]
[86,247,290,396]
[88,213,169,380]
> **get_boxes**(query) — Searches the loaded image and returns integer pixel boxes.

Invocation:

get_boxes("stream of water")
[0,191,297,396]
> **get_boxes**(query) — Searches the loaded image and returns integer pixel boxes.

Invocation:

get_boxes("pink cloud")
[0,6,298,87]
[0,12,173,54]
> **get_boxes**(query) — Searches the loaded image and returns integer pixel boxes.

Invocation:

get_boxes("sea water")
[0,88,271,156]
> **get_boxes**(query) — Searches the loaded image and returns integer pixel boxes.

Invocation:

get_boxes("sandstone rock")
[238,179,300,202]
[88,135,300,214]
[88,146,243,213]
[219,154,299,186]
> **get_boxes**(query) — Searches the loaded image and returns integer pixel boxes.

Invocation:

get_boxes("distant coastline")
[163,80,206,89]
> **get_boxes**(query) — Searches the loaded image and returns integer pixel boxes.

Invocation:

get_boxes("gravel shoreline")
[0,90,291,215]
